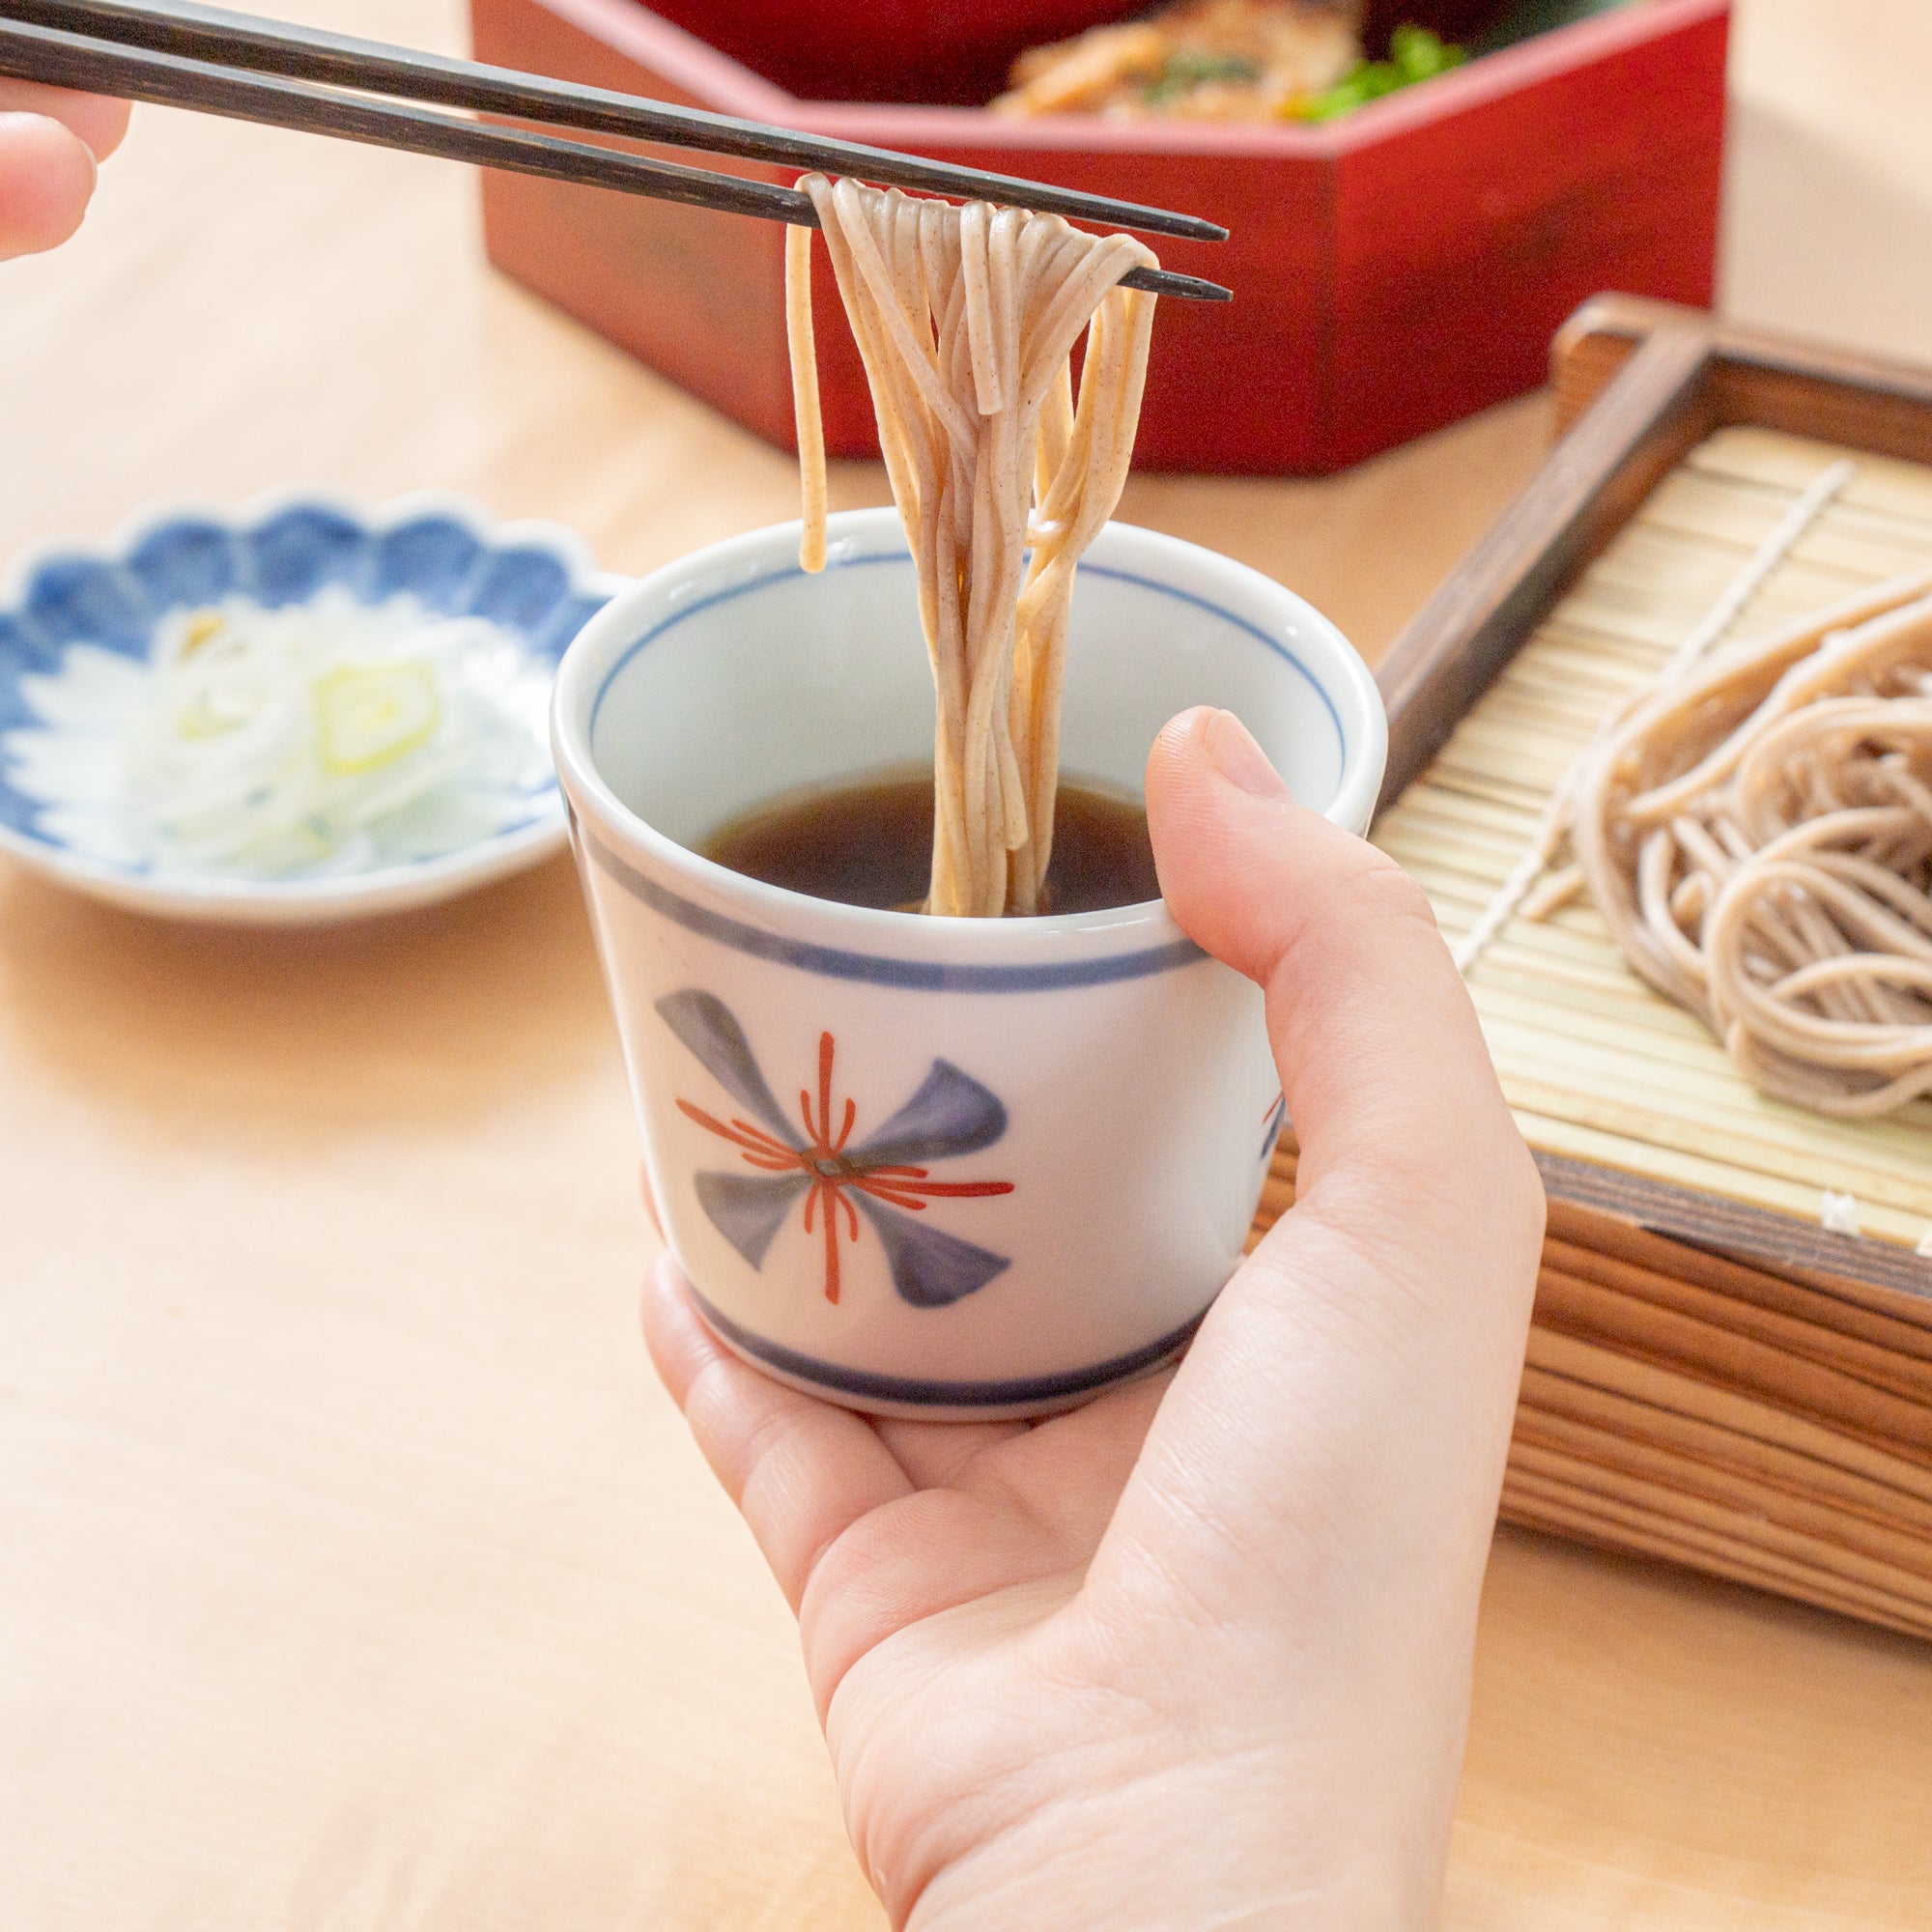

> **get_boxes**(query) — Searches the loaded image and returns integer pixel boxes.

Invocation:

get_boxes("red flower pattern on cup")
[677,1031,1015,1305]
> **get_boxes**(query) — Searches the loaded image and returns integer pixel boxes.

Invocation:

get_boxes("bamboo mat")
[1373,423,1932,1252]
[1250,425,1932,1639]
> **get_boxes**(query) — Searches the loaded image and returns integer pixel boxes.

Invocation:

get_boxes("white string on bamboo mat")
[1660,459,1858,677]
[1449,457,1860,978]
[1821,1190,1862,1237]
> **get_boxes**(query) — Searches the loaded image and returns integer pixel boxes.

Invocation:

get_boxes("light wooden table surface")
[4,3,1930,1926]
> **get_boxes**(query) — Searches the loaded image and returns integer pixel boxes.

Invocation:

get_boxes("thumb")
[1102,701,1540,1619]
[1146,704,1537,1264]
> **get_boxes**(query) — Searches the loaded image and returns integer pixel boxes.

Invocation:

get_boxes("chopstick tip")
[1125,266,1232,302]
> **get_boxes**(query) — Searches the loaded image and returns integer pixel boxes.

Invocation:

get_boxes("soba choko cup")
[552,509,1386,1421]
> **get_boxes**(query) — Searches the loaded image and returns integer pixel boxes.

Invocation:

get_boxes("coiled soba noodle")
[1572,578,1932,1118]
[785,177,1158,917]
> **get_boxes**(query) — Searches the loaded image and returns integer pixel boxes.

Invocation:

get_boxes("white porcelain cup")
[552,510,1386,1420]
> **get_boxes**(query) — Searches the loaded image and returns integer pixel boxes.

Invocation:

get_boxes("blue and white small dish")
[0,492,623,923]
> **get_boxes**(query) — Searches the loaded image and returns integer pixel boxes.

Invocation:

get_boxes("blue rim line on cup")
[587,550,1349,754]
[688,1281,1207,1408]
[575,816,1207,990]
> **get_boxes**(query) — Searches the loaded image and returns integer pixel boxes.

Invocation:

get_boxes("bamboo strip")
[1412,769,1548,813]
[1479,1033,1932,1208]
[1472,950,1702,1005]
[1553,593,1744,652]
[1475,673,1661,717]
[1509,1109,1932,1250]
[1508,1427,1932,1583]
[1515,1378,1932,1553]
[1380,809,1544,855]
[1517,1376,1932,1535]
[1524,1327,1932,1509]
[1439,711,1596,760]
[1533,1266,1932,1461]
[1540,1203,1932,1352]
[1500,1107,1932,1232]
[1496,1078,1932,1226]
[1491,639,1652,689]
[1695,424,1932,514]
[1482,1040,1932,1177]
[1541,1240,1932,1402]
[1432,742,1574,793]
[1481,654,1667,703]
[1507,620,1688,665]
[1502,1449,1932,1619]
[1499,1478,1932,1640]
[1388,778,1546,829]
[1515,1352,1932,1515]
[1635,489,1932,580]
[1379,822,1537,875]
[1471,983,1744,1063]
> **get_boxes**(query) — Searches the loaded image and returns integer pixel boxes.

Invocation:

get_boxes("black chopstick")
[3,0,1231,246]
[0,16,1231,302]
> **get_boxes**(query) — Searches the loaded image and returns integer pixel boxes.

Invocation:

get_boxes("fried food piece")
[993,1,1362,122]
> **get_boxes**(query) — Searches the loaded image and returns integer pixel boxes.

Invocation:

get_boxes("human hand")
[645,705,1544,1930]
[0,81,128,259]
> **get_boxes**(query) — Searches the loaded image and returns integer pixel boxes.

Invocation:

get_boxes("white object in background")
[1821,1190,1862,1237]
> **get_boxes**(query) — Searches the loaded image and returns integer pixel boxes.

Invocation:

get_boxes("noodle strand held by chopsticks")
[1573,586,1932,1118]
[785,222,828,575]
[784,176,1157,917]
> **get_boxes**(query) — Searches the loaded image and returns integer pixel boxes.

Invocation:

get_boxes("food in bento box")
[989,0,1464,123]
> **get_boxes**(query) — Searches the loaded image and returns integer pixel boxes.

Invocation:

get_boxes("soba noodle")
[785,176,1158,917]
[1571,581,1932,1118]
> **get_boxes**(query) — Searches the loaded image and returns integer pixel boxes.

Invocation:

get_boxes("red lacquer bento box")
[469,0,1729,473]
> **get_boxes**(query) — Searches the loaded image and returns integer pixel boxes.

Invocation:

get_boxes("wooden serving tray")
[1375,294,1932,1300]
[1253,297,1932,1637]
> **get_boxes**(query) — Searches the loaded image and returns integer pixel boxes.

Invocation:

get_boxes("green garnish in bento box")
[1140,50,1264,106]
[1290,24,1465,122]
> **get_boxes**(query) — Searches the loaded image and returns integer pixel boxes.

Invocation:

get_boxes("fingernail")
[1204,709,1288,799]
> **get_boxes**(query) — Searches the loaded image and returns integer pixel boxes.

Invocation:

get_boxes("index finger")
[0,81,129,158]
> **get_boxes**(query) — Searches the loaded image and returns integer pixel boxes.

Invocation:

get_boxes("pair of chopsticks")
[0,0,1233,302]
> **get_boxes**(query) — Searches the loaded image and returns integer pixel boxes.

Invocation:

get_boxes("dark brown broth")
[699,767,1159,915]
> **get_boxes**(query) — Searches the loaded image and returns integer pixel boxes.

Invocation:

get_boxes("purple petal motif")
[696,1170,813,1269]
[853,1196,1012,1308]
[849,1060,1008,1165]
[1260,1093,1288,1161]
[656,989,802,1148]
